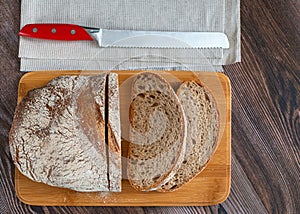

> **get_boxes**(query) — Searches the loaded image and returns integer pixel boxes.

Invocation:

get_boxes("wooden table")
[0,0,298,213]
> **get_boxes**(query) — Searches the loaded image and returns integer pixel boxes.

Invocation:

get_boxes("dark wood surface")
[0,0,298,213]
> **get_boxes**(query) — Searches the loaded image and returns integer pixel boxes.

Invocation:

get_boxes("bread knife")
[19,23,229,49]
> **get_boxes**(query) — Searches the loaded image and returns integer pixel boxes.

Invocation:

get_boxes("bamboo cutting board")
[15,70,231,206]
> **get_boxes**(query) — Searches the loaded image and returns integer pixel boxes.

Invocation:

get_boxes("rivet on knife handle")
[19,24,93,41]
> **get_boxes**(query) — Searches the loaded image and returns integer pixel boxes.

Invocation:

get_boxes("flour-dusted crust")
[107,73,122,192]
[9,74,109,192]
[158,80,220,192]
[128,72,187,191]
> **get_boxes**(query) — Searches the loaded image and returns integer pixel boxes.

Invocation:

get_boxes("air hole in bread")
[192,139,196,145]
[153,175,161,181]
[170,185,178,190]
[171,157,175,164]
[205,94,210,100]
[131,160,138,165]
[137,93,145,98]
[151,103,159,107]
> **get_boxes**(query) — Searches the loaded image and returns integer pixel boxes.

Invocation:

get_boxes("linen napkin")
[19,0,240,71]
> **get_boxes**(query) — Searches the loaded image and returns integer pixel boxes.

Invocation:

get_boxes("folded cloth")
[19,0,240,71]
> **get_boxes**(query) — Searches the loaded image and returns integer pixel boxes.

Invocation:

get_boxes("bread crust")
[9,74,110,192]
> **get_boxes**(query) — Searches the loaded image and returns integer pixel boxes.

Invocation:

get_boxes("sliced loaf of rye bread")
[107,73,122,192]
[158,80,219,192]
[9,74,109,192]
[128,72,187,191]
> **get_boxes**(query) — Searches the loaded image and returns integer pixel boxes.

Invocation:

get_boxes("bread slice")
[9,74,109,192]
[128,72,187,191]
[107,73,122,192]
[158,80,219,192]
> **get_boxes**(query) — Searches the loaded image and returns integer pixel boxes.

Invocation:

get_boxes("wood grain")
[0,0,299,213]
[14,70,231,206]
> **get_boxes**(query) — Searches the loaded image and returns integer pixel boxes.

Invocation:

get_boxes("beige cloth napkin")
[19,0,240,71]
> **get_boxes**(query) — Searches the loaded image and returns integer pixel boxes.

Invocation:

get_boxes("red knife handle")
[19,24,93,41]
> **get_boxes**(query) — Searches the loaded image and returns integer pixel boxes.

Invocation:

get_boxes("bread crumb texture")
[159,81,219,191]
[128,72,186,190]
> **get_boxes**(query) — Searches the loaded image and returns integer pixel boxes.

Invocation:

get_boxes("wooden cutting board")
[15,70,231,206]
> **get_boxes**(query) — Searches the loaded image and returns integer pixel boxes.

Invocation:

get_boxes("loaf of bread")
[158,80,219,192]
[107,73,122,192]
[9,74,116,192]
[128,72,187,191]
